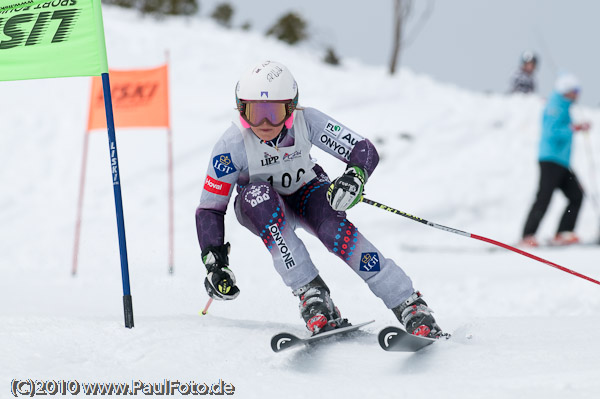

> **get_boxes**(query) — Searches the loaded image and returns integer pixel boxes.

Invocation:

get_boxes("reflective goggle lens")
[243,102,290,127]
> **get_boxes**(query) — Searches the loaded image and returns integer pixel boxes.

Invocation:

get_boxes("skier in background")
[509,51,538,94]
[521,74,591,247]
[195,60,445,338]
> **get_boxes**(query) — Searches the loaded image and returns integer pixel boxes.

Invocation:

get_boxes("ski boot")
[392,291,443,338]
[519,235,539,248]
[551,231,580,246]
[293,275,348,335]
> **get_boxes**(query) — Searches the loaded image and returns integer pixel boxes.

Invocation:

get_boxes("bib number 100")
[267,169,305,188]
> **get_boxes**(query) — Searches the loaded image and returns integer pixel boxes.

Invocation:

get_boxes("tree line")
[102,0,433,72]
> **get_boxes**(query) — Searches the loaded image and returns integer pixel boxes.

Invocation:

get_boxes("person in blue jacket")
[521,74,591,246]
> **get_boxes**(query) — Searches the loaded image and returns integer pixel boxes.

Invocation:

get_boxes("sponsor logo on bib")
[261,152,280,166]
[283,150,302,161]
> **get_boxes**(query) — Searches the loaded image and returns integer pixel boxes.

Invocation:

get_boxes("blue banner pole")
[101,72,135,328]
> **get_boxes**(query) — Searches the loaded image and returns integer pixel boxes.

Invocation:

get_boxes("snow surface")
[1,6,600,399]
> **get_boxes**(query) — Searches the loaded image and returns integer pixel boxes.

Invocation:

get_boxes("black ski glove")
[202,242,240,300]
[327,166,366,211]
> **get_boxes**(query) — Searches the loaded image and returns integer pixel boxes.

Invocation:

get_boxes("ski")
[378,326,450,352]
[271,320,375,353]
[543,240,600,248]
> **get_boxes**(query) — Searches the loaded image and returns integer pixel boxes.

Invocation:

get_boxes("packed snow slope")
[1,6,600,399]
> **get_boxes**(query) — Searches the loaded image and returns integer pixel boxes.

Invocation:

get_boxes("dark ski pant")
[233,168,413,309]
[523,161,584,237]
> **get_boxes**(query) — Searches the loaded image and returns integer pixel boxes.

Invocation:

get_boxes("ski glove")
[202,242,240,300]
[327,166,366,211]
[573,122,591,132]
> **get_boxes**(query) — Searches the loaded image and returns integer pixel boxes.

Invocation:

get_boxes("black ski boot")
[392,291,443,338]
[293,275,348,334]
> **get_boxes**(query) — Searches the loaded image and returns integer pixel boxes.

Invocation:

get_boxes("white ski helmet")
[235,61,298,129]
[555,73,580,95]
[521,50,538,65]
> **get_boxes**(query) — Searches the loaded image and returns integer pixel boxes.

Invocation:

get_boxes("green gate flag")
[0,0,108,81]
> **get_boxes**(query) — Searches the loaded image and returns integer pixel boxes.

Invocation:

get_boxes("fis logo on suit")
[244,184,271,208]
[213,153,236,178]
[359,252,380,272]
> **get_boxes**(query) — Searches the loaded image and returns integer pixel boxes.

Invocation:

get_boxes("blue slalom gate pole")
[101,72,135,328]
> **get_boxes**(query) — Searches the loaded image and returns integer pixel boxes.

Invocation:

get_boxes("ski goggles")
[237,100,296,127]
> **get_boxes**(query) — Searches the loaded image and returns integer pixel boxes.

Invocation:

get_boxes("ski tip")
[270,320,375,353]
[378,326,404,349]
[271,333,302,353]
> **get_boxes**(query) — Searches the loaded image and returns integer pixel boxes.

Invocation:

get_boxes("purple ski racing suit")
[196,107,414,309]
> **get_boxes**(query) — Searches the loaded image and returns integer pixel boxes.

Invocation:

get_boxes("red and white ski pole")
[361,197,600,286]
[200,298,213,316]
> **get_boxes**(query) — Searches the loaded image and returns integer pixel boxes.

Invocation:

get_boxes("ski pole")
[200,298,213,316]
[582,130,600,216]
[360,197,600,286]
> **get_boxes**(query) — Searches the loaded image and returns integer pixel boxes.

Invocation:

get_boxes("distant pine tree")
[211,3,234,28]
[103,0,199,16]
[266,12,308,45]
[103,0,136,9]
[139,0,162,14]
[165,0,199,16]
[323,47,340,66]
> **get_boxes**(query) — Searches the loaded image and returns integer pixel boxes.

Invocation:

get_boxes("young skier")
[521,73,591,246]
[509,51,538,94]
[195,61,444,338]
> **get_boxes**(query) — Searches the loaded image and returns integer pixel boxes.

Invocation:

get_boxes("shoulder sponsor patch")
[359,252,380,272]
[319,133,351,161]
[204,175,232,196]
[339,129,361,148]
[213,153,237,178]
[324,120,342,138]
